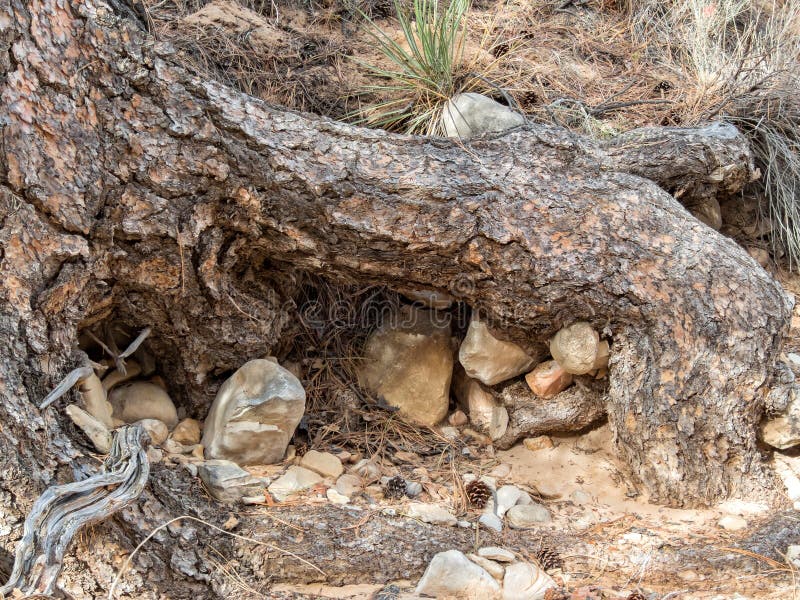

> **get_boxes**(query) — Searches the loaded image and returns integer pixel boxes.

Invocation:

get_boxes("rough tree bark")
[0,0,793,596]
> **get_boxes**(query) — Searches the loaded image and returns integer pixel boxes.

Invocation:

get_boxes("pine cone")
[465,480,492,508]
[384,476,407,499]
[294,441,308,457]
[535,545,563,571]
[627,592,647,600]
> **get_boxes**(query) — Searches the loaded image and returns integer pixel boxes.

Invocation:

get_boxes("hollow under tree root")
[1,426,150,597]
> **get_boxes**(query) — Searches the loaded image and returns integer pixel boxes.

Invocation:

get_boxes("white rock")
[335,474,363,497]
[268,466,322,502]
[326,488,350,505]
[468,554,506,581]
[718,515,748,531]
[441,92,525,141]
[489,463,512,479]
[171,418,202,445]
[197,460,264,504]
[163,438,187,454]
[65,404,112,453]
[760,388,800,449]
[478,547,515,563]
[351,459,381,483]
[495,485,531,517]
[405,481,423,498]
[136,418,169,446]
[453,370,509,440]
[787,545,800,568]
[459,319,534,386]
[406,502,457,526]
[506,504,552,528]
[415,550,502,599]
[109,382,179,428]
[300,450,344,479]
[358,307,453,427]
[774,454,800,502]
[502,562,557,600]
[570,489,592,505]
[440,426,460,440]
[479,513,503,533]
[549,322,602,376]
[202,359,306,465]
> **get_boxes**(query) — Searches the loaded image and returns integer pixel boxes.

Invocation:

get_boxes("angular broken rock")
[197,459,264,504]
[202,359,306,465]
[459,319,535,386]
[441,92,525,141]
[109,381,179,428]
[760,387,800,449]
[502,562,557,600]
[406,502,457,526]
[525,360,573,398]
[299,450,344,479]
[267,466,323,502]
[65,404,112,453]
[171,417,202,445]
[358,306,453,427]
[136,418,169,446]
[415,550,502,599]
[453,368,509,440]
[549,321,606,375]
[506,503,552,527]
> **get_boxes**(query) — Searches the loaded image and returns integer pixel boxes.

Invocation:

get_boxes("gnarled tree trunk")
[0,0,793,596]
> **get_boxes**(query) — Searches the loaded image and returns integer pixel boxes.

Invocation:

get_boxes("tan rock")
[502,562,557,600]
[453,369,508,440]
[172,418,202,445]
[523,436,554,451]
[448,409,469,427]
[358,306,453,427]
[459,319,534,385]
[109,382,179,428]
[300,450,344,479]
[525,360,573,398]
[467,554,505,581]
[65,404,112,453]
[267,466,323,502]
[549,322,602,375]
[136,418,169,446]
[202,359,306,465]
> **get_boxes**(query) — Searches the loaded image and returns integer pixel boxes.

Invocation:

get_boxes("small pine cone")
[535,546,563,571]
[627,592,647,600]
[384,476,407,499]
[295,442,308,457]
[465,480,492,508]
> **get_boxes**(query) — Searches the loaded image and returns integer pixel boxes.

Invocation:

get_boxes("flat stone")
[496,485,531,517]
[197,459,264,504]
[718,515,748,531]
[300,450,344,479]
[268,466,323,502]
[358,306,453,427]
[415,550,502,599]
[109,382,178,428]
[458,319,534,386]
[335,474,363,497]
[441,92,525,141]
[172,418,202,445]
[502,562,557,600]
[479,513,503,533]
[326,488,350,504]
[65,404,112,453]
[453,369,509,440]
[203,359,306,465]
[523,436,554,452]
[468,554,505,581]
[478,547,515,563]
[506,504,552,528]
[136,418,169,446]
[525,360,573,398]
[406,502,457,526]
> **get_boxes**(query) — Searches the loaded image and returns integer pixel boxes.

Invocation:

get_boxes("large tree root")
[0,426,149,597]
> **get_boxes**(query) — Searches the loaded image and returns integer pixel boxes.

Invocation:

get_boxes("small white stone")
[136,418,169,446]
[502,562,557,600]
[570,489,592,505]
[496,485,530,517]
[335,474,362,497]
[406,502,457,526]
[506,504,552,528]
[479,513,503,533]
[300,450,344,479]
[351,459,381,483]
[415,550,502,599]
[268,466,323,502]
[468,554,505,581]
[440,426,460,440]
[326,488,350,505]
[489,463,512,479]
[478,547,515,562]
[718,515,748,531]
[787,545,800,568]
[405,481,423,498]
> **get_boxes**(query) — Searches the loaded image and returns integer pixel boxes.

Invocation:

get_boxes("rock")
[406,502,457,526]
[449,410,469,427]
[65,404,112,453]
[774,455,800,502]
[479,513,503,533]
[405,481,423,497]
[549,322,605,375]
[760,388,800,449]
[202,359,306,465]
[326,488,350,504]
[109,382,179,427]
[441,92,525,141]
[718,515,747,531]
[335,474,363,497]
[506,503,552,527]
[489,463,512,479]
[575,425,610,453]
[197,460,264,504]
[458,319,534,386]
[478,547,515,563]
[570,489,592,504]
[172,418,202,445]
[468,554,506,581]
[439,426,460,440]
[523,436,554,452]
[415,550,502,599]
[163,438,187,454]
[495,485,532,517]
[183,462,198,477]
[267,466,323,502]
[351,459,381,483]
[358,306,453,427]
[136,418,169,446]
[502,562,557,600]
[146,447,163,463]
[787,545,800,568]
[300,450,344,479]
[525,361,573,398]
[453,369,509,440]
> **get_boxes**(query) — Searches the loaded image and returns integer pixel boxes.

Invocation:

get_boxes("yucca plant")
[354,0,474,135]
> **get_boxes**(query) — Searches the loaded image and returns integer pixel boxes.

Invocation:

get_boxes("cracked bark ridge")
[0,0,794,594]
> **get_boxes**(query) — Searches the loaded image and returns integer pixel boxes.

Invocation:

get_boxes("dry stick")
[108,515,326,599]
[38,366,95,410]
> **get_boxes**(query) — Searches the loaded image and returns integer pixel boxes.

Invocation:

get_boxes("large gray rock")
[441,92,525,140]
[358,306,453,427]
[459,319,534,386]
[415,550,502,599]
[202,359,305,465]
[197,459,264,504]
